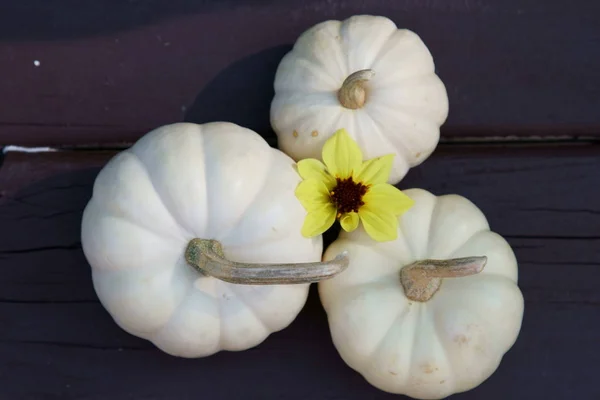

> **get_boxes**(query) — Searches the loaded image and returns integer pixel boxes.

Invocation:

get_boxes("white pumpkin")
[319,188,524,399]
[81,122,347,358]
[271,15,449,184]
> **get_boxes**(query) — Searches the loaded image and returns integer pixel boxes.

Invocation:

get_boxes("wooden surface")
[1,143,599,400]
[1,0,600,146]
[1,1,599,398]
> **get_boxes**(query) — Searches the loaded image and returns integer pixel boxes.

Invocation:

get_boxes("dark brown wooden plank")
[0,144,598,399]
[1,0,599,146]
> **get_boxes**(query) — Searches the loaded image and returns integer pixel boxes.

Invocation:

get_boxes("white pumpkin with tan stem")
[271,15,449,184]
[81,122,348,358]
[319,188,524,399]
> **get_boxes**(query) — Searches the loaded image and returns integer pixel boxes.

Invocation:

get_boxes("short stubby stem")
[337,69,374,109]
[400,256,487,302]
[185,239,349,285]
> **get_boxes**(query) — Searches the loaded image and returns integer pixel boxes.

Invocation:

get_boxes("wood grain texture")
[1,0,599,146]
[1,144,598,399]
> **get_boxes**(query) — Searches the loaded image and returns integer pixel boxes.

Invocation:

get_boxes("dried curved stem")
[185,239,349,285]
[400,256,487,302]
[337,69,374,109]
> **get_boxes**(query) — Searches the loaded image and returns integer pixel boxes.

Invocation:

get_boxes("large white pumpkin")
[271,15,449,184]
[81,122,347,358]
[319,188,524,399]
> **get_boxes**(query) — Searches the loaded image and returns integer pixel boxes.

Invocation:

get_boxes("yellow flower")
[295,129,415,242]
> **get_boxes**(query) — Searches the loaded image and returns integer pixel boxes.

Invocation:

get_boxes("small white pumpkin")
[271,15,449,184]
[319,188,524,399]
[81,122,347,358]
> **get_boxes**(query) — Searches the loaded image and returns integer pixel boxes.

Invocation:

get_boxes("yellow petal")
[297,158,336,191]
[358,206,398,242]
[295,179,331,211]
[301,204,337,238]
[322,129,362,179]
[363,184,415,216]
[340,212,359,232]
[354,154,394,185]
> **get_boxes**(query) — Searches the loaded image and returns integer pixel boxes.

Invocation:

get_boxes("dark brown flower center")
[330,177,369,216]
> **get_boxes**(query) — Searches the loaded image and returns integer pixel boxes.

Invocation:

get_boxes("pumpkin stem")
[185,239,349,285]
[338,69,374,109]
[400,256,487,302]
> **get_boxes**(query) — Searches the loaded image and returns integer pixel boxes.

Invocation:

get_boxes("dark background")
[1,1,599,399]
[1,0,599,145]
